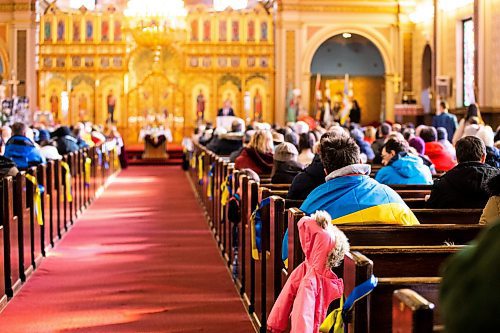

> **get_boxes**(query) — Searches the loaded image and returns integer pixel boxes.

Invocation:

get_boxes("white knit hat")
[476,126,494,147]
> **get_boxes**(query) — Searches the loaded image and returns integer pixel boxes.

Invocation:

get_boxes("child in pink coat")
[267,211,349,333]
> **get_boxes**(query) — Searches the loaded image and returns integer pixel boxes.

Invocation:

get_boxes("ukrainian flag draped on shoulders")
[300,164,419,225]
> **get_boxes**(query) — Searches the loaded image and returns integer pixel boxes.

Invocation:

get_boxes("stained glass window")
[463,18,474,107]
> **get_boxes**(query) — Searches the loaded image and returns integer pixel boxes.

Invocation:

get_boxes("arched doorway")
[309,33,385,125]
[421,44,432,114]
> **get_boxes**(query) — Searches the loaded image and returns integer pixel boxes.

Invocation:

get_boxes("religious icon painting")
[247,20,255,41]
[57,20,65,42]
[73,20,81,42]
[203,20,211,41]
[101,57,110,68]
[72,57,81,67]
[232,21,239,41]
[101,20,109,42]
[114,21,122,41]
[260,57,269,67]
[218,57,228,68]
[247,57,256,67]
[190,57,199,67]
[261,22,268,41]
[85,20,93,42]
[44,21,52,42]
[202,57,211,67]
[84,57,94,68]
[43,58,52,68]
[56,57,66,68]
[219,20,227,41]
[191,20,199,41]
[113,57,122,67]
[231,57,240,68]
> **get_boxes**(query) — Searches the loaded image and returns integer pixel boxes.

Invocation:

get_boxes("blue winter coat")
[375,152,433,185]
[4,135,46,169]
[301,165,419,225]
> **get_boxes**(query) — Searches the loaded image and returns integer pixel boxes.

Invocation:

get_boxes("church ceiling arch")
[310,33,385,76]
[301,25,395,76]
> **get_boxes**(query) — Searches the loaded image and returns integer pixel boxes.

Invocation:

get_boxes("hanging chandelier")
[124,0,187,47]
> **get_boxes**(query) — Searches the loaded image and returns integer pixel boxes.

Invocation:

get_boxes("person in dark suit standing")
[217,98,235,116]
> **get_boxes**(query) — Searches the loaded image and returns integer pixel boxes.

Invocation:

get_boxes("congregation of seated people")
[0,121,127,178]
[192,101,500,228]
[186,101,500,332]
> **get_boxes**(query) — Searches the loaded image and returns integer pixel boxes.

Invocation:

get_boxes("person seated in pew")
[419,126,456,172]
[235,129,274,175]
[37,129,62,161]
[371,122,392,164]
[476,125,500,168]
[4,122,46,169]
[287,126,348,201]
[229,129,253,163]
[375,138,433,185]
[0,155,19,177]
[297,132,316,167]
[268,210,348,333]
[206,119,244,156]
[480,173,500,224]
[408,136,437,175]
[271,142,303,184]
[301,133,419,225]
[52,126,79,155]
[350,128,375,162]
[437,127,456,160]
[72,123,90,149]
[427,136,499,209]
[440,219,500,332]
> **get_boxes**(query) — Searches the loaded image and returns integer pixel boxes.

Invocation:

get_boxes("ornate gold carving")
[0,2,35,12]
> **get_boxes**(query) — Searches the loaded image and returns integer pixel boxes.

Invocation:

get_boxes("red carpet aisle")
[0,166,254,333]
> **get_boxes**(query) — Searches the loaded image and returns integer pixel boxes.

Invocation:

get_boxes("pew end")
[392,288,435,333]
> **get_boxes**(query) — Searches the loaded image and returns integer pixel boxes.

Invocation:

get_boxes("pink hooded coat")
[267,217,344,333]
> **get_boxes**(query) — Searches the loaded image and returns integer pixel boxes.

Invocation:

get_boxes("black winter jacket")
[271,160,303,184]
[206,135,243,156]
[427,161,499,208]
[286,154,325,200]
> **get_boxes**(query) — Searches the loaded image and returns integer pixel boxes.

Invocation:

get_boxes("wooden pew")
[61,156,71,233]
[392,288,435,333]
[1,176,21,297]
[13,172,32,281]
[37,163,51,255]
[413,209,482,224]
[25,167,43,268]
[243,179,259,314]
[341,224,482,246]
[343,247,458,333]
[54,160,64,239]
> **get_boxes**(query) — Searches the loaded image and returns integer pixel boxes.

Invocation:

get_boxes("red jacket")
[234,147,273,175]
[425,141,456,172]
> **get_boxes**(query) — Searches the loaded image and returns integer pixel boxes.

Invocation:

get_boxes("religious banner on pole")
[340,73,350,125]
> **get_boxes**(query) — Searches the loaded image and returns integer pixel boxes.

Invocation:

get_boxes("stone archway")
[300,25,397,122]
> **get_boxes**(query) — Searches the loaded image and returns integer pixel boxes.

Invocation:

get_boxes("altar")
[139,127,173,160]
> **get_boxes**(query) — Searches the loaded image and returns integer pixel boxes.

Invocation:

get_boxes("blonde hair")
[364,126,376,140]
[249,130,274,155]
[311,210,350,269]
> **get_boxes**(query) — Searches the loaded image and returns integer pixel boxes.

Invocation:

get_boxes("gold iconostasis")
[38,3,274,144]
